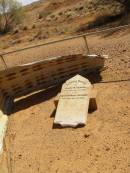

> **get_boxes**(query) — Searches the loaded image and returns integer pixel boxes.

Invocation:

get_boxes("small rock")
[84,134,90,138]
[18,154,22,159]
[105,147,110,151]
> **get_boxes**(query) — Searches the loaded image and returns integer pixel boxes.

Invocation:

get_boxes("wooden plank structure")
[0,53,105,100]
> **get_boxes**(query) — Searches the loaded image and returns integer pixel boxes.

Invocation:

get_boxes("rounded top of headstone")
[62,74,91,90]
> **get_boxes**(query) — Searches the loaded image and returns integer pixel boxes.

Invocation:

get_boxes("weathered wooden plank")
[0,54,105,98]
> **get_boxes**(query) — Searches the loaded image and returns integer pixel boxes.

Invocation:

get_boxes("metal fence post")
[0,55,8,70]
[83,35,90,54]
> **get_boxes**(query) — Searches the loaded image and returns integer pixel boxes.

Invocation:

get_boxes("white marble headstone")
[54,75,92,127]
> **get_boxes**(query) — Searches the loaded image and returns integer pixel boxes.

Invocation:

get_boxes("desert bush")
[74,8,78,11]
[0,0,23,34]
[32,24,36,29]
[59,11,63,16]
[88,5,93,10]
[100,1,130,19]
[66,14,71,18]
[103,0,130,12]
[116,0,130,7]
[77,13,124,32]
[10,39,21,45]
[116,0,130,14]
[22,26,28,30]
[88,15,120,28]
[13,28,19,34]
[39,11,51,19]
[78,6,84,11]
[50,14,55,18]
[38,13,42,19]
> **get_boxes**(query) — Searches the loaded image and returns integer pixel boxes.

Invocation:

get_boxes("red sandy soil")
[0,1,130,172]
[0,0,124,52]
[0,27,129,173]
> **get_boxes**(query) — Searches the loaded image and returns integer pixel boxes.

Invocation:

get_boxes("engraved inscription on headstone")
[54,75,92,127]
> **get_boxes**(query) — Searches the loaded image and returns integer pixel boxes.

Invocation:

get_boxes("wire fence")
[0,23,130,70]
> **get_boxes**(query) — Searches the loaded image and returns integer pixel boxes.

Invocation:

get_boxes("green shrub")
[0,0,23,34]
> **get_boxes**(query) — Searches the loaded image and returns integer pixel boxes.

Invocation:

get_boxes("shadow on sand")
[12,70,102,115]
[12,85,62,114]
